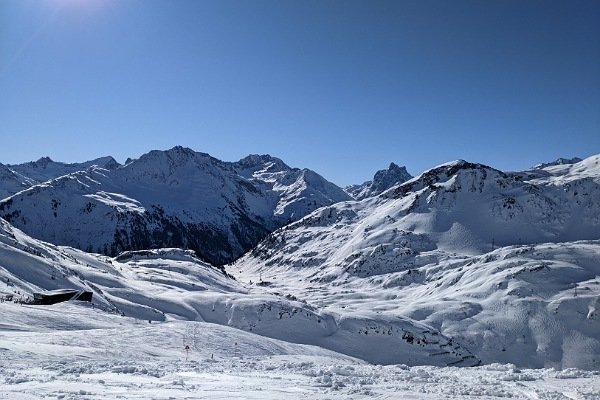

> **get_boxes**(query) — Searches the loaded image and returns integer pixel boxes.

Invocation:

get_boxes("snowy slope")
[0,218,478,366]
[3,303,599,399]
[0,147,350,265]
[1,219,599,398]
[231,154,600,369]
[345,162,412,200]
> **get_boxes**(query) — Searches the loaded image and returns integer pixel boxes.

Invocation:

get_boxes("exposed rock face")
[346,162,412,200]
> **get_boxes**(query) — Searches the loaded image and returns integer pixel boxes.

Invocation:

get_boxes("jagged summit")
[371,162,412,193]
[34,156,54,166]
[346,162,412,200]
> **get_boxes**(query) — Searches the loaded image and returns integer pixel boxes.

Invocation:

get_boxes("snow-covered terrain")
[232,155,600,369]
[0,163,33,201]
[6,156,121,187]
[1,153,599,398]
[0,147,350,265]
[1,218,599,398]
[3,302,599,399]
[0,218,478,366]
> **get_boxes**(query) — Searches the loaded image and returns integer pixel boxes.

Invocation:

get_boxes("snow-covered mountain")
[7,156,121,186]
[0,156,121,200]
[345,162,412,200]
[230,154,600,369]
[0,147,350,265]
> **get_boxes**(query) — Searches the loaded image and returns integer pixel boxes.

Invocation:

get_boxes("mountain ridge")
[0,146,350,265]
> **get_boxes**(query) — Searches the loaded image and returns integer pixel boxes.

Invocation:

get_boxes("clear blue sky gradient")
[1,0,599,186]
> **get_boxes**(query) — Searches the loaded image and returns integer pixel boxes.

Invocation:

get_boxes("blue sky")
[1,0,598,186]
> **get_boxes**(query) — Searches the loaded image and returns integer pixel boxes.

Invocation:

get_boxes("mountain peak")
[167,145,195,155]
[134,146,215,168]
[533,157,583,170]
[236,154,287,167]
[346,162,412,200]
[34,156,54,167]
[233,154,291,178]
[85,156,120,170]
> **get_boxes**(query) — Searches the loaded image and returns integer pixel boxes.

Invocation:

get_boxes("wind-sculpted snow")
[0,147,349,265]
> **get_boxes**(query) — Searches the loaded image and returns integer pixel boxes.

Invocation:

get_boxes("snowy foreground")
[1,303,599,399]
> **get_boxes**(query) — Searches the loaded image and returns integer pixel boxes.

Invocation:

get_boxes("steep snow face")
[7,156,120,187]
[346,162,412,200]
[231,155,600,369]
[0,147,350,265]
[387,158,600,248]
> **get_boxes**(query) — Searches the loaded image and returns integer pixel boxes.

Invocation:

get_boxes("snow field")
[1,302,599,400]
